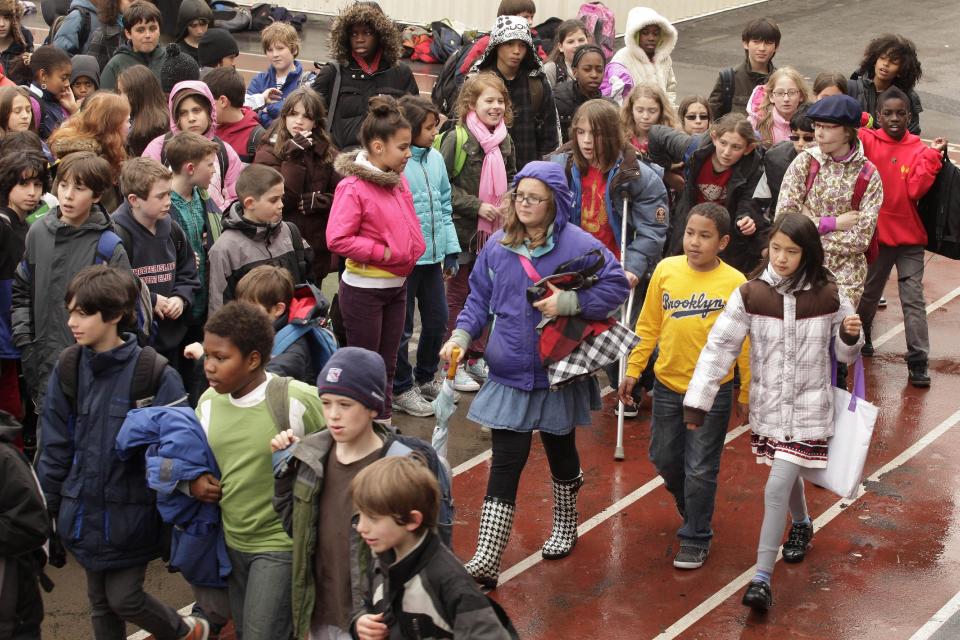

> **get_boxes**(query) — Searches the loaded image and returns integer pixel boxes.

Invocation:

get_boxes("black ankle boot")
[782,521,814,563]
[909,363,931,388]
[861,329,874,356]
[742,580,773,611]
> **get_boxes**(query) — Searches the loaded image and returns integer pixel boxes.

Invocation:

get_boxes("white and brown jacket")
[684,266,863,442]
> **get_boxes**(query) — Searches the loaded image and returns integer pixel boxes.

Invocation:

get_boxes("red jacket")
[216,107,262,162]
[858,128,942,246]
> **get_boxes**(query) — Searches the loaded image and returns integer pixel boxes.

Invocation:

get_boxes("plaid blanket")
[546,321,640,388]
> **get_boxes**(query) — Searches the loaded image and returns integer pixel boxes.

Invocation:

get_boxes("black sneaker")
[861,331,874,357]
[782,521,814,563]
[673,545,708,569]
[909,364,931,388]
[742,580,773,611]
[619,403,639,418]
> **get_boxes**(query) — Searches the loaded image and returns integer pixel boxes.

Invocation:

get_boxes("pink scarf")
[465,111,508,246]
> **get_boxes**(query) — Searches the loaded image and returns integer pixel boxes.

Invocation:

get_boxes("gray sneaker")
[453,366,481,392]
[392,388,434,417]
[465,358,489,382]
[673,545,709,569]
[418,379,461,404]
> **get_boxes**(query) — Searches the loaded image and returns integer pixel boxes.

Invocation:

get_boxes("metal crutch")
[615,194,636,461]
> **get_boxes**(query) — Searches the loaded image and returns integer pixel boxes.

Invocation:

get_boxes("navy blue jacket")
[0,208,28,359]
[116,406,230,587]
[37,336,187,571]
[28,83,66,140]
[246,60,306,128]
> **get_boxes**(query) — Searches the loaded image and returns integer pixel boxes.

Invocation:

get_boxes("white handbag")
[802,357,878,499]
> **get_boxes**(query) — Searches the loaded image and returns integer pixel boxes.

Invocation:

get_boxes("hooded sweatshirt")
[11,206,131,405]
[472,15,560,170]
[100,41,167,91]
[142,80,243,211]
[112,203,200,351]
[51,0,101,55]
[70,54,101,89]
[206,203,310,315]
[601,7,678,106]
[311,1,419,151]
[858,127,942,247]
[175,0,214,63]
[217,106,263,162]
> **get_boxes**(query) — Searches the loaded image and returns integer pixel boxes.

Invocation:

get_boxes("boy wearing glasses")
[709,17,781,118]
[753,104,814,215]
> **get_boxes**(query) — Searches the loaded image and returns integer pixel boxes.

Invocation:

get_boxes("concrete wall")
[285,0,771,31]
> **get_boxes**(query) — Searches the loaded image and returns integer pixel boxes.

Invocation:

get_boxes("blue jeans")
[394,263,449,394]
[226,548,292,640]
[650,379,733,549]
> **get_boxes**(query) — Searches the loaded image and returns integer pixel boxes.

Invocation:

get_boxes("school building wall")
[284,0,772,32]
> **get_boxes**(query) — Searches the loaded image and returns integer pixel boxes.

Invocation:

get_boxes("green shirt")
[171,188,208,322]
[198,374,325,552]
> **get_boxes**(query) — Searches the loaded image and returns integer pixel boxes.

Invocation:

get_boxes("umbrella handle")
[446,347,462,380]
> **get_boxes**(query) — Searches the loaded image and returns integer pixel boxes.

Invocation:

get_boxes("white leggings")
[757,458,809,573]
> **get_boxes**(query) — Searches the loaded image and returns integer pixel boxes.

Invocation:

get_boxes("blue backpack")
[386,436,455,547]
[270,282,337,376]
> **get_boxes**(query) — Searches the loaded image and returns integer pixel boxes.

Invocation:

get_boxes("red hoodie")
[858,128,942,247]
[216,106,262,162]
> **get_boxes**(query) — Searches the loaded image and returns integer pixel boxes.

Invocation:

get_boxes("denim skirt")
[466,375,602,435]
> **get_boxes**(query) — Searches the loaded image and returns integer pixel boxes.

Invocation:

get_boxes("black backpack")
[82,23,124,72]
[718,67,735,117]
[243,124,267,163]
[918,148,960,260]
[57,344,169,416]
[430,42,477,117]
[428,20,462,64]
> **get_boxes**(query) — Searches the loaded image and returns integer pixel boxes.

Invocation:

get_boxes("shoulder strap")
[78,6,91,49]
[453,125,468,178]
[130,346,168,409]
[517,254,542,282]
[56,344,83,415]
[112,222,134,262]
[720,67,735,116]
[214,137,229,186]
[803,157,822,201]
[159,131,175,167]
[851,163,876,210]
[529,75,544,121]
[265,375,296,436]
[323,63,341,134]
[272,323,311,356]
[247,125,266,160]
[95,230,122,265]
[385,439,414,458]
[284,221,306,282]
[206,206,223,244]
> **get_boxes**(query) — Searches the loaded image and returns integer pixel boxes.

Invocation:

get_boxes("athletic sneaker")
[878,296,887,308]
[179,616,210,640]
[673,545,709,569]
[453,366,481,392]
[418,379,461,403]
[742,580,773,611]
[465,358,489,382]
[392,388,434,417]
[616,402,639,418]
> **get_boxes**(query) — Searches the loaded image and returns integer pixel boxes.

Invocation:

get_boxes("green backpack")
[433,124,469,179]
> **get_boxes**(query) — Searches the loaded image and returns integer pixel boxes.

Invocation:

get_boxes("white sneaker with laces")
[453,366,481,392]
[392,387,434,417]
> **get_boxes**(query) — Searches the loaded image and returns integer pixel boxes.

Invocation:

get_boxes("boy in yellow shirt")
[619,202,750,571]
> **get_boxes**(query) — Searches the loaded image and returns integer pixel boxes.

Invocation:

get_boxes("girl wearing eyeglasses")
[440,161,629,590]
[747,67,811,148]
[678,95,712,136]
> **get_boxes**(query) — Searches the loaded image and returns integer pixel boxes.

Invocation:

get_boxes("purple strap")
[830,337,866,410]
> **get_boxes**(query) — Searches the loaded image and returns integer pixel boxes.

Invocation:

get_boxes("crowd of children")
[0,0,951,636]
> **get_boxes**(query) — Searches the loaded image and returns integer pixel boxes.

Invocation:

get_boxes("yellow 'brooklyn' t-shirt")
[626,255,750,401]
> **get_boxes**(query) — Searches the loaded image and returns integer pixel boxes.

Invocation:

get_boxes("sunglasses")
[684,114,709,121]
[788,134,816,142]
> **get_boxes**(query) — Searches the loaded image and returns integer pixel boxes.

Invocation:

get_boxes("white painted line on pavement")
[498,423,753,586]
[128,603,195,640]
[653,407,960,640]
[873,285,960,348]
[908,588,960,640]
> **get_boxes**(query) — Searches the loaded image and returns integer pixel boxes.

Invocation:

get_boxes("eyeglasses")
[771,90,801,99]
[685,114,709,121]
[511,192,548,206]
[788,134,816,142]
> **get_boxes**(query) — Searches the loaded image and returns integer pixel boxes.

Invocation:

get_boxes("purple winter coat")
[456,162,629,391]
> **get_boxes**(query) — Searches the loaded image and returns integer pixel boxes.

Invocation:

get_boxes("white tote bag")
[802,358,878,499]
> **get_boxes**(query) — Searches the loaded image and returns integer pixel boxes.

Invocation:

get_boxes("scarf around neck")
[465,110,508,244]
[352,49,382,76]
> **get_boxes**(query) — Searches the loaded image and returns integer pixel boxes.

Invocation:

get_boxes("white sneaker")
[453,366,481,392]
[392,387,434,417]
[465,358,489,382]
[878,296,887,308]
[418,379,461,403]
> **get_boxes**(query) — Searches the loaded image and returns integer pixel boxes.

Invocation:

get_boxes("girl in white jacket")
[601,6,678,106]
[683,212,863,612]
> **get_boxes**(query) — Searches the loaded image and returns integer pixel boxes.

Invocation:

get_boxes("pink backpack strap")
[803,157,821,199]
[517,254,542,282]
[851,163,876,210]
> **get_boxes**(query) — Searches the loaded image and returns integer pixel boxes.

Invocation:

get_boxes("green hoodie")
[100,42,166,90]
